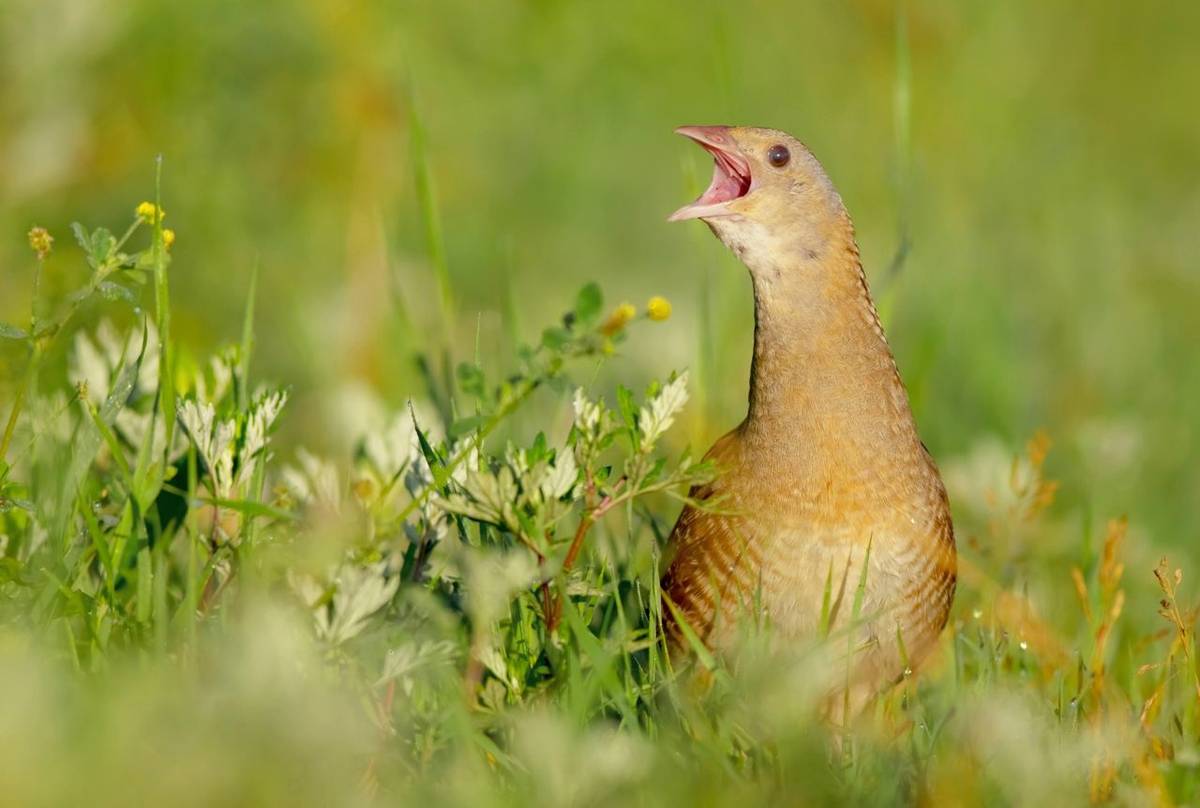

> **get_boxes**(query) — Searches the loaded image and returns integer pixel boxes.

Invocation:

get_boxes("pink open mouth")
[668,125,752,222]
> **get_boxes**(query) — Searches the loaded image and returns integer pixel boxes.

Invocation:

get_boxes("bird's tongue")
[669,125,752,222]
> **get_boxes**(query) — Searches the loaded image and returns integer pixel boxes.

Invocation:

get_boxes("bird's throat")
[741,234,918,469]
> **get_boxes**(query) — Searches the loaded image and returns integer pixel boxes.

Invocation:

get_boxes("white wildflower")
[505,441,530,477]
[572,387,613,466]
[638,372,689,448]
[70,319,160,404]
[194,352,235,404]
[572,387,606,435]
[537,450,578,502]
[281,448,342,511]
[478,641,512,688]
[240,389,288,479]
[178,399,236,496]
[314,561,400,645]
[287,569,326,609]
[461,548,539,625]
[378,640,458,691]
[364,409,420,479]
[71,328,111,406]
[447,438,481,484]
[442,464,518,527]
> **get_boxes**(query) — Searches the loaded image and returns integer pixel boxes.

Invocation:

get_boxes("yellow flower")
[162,228,176,249]
[601,302,637,336]
[27,226,53,259]
[136,201,166,224]
[646,296,672,321]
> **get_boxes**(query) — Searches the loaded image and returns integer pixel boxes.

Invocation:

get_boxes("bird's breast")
[664,455,955,682]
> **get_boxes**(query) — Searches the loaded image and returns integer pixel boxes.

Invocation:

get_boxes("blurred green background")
[3,0,1198,553]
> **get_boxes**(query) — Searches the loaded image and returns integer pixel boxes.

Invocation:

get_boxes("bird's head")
[669,125,848,271]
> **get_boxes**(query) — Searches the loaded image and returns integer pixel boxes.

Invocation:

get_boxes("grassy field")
[2,1,1200,804]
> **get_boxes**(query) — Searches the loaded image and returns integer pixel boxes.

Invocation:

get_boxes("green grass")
[2,1,1200,804]
[1,198,1199,806]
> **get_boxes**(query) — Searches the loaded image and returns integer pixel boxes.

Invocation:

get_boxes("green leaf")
[642,456,667,485]
[130,321,162,507]
[819,559,834,638]
[407,79,455,333]
[0,557,26,585]
[410,405,444,473]
[196,495,297,523]
[70,222,90,252]
[615,385,637,432]
[97,281,136,304]
[237,263,258,412]
[77,489,115,592]
[152,158,177,459]
[529,432,548,463]
[0,322,28,340]
[541,327,570,351]
[515,510,542,550]
[89,227,117,267]
[456,362,486,399]
[660,592,719,673]
[573,282,603,325]
[136,548,153,623]
[0,497,34,513]
[448,414,487,441]
[850,537,873,621]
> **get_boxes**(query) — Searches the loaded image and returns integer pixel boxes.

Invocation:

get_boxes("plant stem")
[546,477,626,632]
[0,367,32,463]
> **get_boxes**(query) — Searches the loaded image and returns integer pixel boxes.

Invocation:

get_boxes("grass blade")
[407,79,455,339]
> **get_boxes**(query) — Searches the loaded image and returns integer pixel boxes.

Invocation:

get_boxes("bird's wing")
[660,430,764,642]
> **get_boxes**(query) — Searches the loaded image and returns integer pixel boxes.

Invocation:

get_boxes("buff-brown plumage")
[662,126,955,714]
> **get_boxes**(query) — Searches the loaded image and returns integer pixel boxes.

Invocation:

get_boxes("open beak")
[668,125,753,222]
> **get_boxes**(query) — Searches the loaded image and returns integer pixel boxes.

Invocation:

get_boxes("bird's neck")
[741,221,920,466]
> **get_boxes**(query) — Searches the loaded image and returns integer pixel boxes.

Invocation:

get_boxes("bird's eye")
[767,144,790,168]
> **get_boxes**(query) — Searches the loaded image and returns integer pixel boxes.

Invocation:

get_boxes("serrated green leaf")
[70,222,90,251]
[89,227,116,266]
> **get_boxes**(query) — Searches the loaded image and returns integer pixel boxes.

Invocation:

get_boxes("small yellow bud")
[646,296,672,321]
[601,302,637,336]
[162,228,176,249]
[135,201,166,224]
[27,226,53,259]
